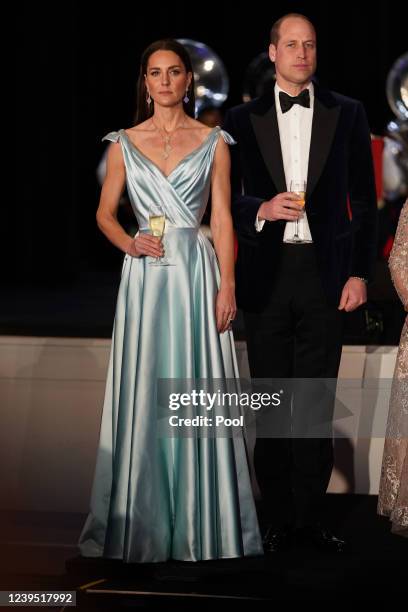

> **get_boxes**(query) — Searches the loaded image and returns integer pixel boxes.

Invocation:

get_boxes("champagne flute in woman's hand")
[148,204,172,266]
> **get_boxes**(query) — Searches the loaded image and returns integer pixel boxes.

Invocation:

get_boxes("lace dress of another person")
[378,199,408,536]
[78,126,263,561]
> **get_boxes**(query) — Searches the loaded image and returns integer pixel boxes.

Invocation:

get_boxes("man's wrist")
[255,205,266,232]
[257,202,266,221]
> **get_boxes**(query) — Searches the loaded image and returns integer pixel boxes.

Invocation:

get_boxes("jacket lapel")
[250,94,287,193]
[307,88,341,198]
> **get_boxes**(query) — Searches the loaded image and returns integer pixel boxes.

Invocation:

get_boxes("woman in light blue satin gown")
[78,39,263,562]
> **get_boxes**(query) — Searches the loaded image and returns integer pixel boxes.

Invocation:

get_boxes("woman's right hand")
[127,234,164,258]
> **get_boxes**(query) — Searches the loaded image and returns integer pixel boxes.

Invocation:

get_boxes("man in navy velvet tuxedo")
[223,13,377,553]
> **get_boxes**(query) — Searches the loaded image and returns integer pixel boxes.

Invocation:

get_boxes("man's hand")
[338,278,367,312]
[258,192,303,222]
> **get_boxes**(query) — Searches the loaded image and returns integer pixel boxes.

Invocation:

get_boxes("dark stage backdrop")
[10,0,408,338]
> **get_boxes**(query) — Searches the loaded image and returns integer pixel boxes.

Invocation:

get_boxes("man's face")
[269,17,316,87]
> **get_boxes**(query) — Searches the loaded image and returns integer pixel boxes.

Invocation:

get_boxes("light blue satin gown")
[78,126,263,562]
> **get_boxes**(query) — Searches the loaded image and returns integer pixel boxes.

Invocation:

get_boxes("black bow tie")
[279,89,310,113]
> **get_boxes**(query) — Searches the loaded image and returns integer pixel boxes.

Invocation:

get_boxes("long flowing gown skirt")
[78,127,263,561]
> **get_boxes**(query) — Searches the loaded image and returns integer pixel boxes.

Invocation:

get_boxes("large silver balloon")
[176,39,229,114]
[384,52,408,199]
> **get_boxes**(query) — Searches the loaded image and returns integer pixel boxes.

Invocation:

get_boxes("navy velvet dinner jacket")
[223,84,378,312]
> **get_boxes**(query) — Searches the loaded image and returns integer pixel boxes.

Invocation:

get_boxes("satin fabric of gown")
[378,199,408,536]
[78,127,263,562]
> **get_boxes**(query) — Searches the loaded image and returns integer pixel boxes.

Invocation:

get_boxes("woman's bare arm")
[96,143,162,258]
[210,137,237,332]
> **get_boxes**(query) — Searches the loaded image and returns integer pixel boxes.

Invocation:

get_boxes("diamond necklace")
[151,117,187,159]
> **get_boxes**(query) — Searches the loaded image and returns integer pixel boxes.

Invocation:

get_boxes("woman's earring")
[147,91,152,105]
[183,88,189,104]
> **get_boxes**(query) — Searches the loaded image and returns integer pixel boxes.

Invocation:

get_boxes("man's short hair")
[270,13,315,46]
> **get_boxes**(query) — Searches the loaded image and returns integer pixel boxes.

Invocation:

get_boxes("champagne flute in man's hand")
[287,180,306,242]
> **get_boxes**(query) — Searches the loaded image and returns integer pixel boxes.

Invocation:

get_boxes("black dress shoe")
[294,524,347,553]
[262,526,293,553]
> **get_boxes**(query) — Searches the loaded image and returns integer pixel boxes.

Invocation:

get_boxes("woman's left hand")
[216,286,237,333]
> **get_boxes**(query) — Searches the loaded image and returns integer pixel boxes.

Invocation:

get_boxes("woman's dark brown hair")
[135,39,195,124]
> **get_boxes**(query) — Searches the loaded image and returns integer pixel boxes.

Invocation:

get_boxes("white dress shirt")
[255,82,314,242]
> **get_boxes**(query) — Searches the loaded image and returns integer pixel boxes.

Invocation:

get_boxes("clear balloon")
[176,39,229,114]
[386,52,408,121]
[385,52,408,199]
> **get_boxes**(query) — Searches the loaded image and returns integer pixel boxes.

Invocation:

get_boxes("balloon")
[386,52,408,121]
[384,52,408,199]
[176,39,229,114]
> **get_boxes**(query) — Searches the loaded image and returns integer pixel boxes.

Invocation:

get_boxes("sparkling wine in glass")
[288,180,306,242]
[148,206,172,266]
[149,214,165,238]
